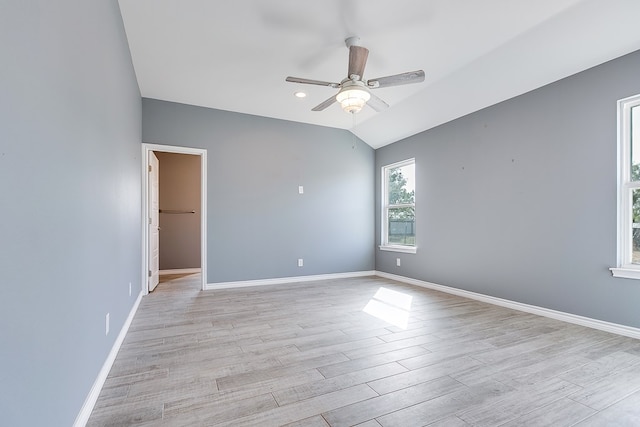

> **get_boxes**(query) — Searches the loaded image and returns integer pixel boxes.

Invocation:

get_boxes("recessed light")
[294,91,307,98]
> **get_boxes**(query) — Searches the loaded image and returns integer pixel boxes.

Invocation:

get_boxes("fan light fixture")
[336,85,371,114]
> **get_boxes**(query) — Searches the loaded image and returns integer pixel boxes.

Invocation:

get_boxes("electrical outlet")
[396,258,401,267]
[298,185,304,194]
[129,282,132,296]
[105,313,110,336]
[298,258,304,267]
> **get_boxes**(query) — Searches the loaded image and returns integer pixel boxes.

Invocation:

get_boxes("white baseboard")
[205,270,376,290]
[73,291,143,427]
[376,271,640,340]
[160,268,201,275]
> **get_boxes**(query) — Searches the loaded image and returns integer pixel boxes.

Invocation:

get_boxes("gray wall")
[376,49,640,329]
[143,99,375,283]
[156,152,202,270]
[0,1,142,426]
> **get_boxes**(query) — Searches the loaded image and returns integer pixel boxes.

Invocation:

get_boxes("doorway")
[142,143,207,293]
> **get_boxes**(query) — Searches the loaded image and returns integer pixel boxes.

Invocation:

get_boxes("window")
[611,94,640,279]
[381,158,416,253]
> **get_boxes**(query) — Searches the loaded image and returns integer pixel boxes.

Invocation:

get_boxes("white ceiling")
[118,0,640,149]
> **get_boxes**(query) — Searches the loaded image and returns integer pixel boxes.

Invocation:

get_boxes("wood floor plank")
[317,345,428,379]
[353,421,383,427]
[424,416,469,426]
[399,340,495,371]
[499,397,596,427]
[272,362,407,406]
[368,356,483,395]
[282,415,330,427]
[162,392,278,426]
[341,338,433,361]
[568,363,640,410]
[457,377,582,426]
[215,358,340,392]
[215,384,378,427]
[375,379,513,427]
[574,389,640,426]
[86,402,162,427]
[276,337,385,364]
[559,351,640,387]
[322,376,464,427]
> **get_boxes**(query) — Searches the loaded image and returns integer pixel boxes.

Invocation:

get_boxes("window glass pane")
[388,207,415,245]
[387,163,415,205]
[633,188,640,264]
[631,105,640,181]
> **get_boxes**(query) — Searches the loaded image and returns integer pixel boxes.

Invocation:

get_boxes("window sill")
[379,245,417,254]
[610,267,640,280]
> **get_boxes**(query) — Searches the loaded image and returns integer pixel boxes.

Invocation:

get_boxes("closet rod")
[159,209,196,214]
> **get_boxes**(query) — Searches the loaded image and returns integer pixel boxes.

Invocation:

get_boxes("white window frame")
[380,158,417,254]
[611,94,640,279]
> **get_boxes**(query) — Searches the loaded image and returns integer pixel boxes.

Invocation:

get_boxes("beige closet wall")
[156,152,201,270]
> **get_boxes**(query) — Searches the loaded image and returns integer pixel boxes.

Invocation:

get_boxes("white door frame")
[141,143,208,293]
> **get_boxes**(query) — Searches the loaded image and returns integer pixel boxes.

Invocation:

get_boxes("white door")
[148,151,160,292]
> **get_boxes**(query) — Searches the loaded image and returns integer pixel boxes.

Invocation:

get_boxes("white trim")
[376,271,640,340]
[379,245,417,254]
[383,158,416,171]
[160,268,202,275]
[610,267,640,280]
[613,94,640,275]
[381,158,416,250]
[142,143,208,293]
[205,271,376,290]
[73,291,143,427]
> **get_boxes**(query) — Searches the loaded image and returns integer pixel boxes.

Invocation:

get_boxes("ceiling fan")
[286,37,425,114]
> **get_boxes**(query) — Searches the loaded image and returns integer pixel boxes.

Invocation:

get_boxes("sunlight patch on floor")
[363,287,413,329]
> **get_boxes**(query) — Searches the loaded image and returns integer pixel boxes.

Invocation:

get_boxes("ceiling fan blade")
[368,70,425,88]
[286,76,340,88]
[311,95,337,111]
[348,45,369,80]
[367,93,389,112]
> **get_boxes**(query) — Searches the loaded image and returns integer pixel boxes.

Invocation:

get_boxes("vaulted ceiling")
[118,0,640,148]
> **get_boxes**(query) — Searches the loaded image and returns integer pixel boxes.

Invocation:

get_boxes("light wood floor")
[87,275,640,426]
